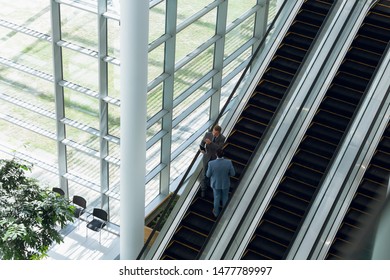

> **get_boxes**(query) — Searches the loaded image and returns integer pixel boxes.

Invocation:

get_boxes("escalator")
[241,0,390,260]
[160,0,335,260]
[326,121,390,259]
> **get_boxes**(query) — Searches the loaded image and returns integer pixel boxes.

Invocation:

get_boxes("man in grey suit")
[206,149,235,217]
[199,125,226,198]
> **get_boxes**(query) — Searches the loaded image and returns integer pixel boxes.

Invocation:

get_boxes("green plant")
[147,194,180,232]
[0,159,75,260]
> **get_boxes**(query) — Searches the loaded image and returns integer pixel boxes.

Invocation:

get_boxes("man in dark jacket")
[199,125,225,198]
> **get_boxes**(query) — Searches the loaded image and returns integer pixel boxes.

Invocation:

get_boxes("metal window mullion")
[173,69,218,107]
[148,72,170,92]
[98,0,109,212]
[210,0,228,121]
[0,57,54,82]
[0,19,52,41]
[159,0,177,195]
[252,0,269,54]
[55,0,97,14]
[57,40,99,58]
[150,0,164,9]
[225,3,261,34]
[147,109,169,129]
[173,88,217,127]
[174,35,220,72]
[176,0,224,33]
[50,0,69,195]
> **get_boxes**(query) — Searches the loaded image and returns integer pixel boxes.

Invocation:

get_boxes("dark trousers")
[201,160,211,191]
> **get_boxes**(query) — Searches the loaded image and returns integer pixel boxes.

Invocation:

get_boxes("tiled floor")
[46,220,120,260]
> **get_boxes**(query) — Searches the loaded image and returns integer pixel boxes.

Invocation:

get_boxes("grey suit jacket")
[206,158,235,190]
[200,131,226,167]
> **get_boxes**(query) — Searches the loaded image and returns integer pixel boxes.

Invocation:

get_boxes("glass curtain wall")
[0,0,278,225]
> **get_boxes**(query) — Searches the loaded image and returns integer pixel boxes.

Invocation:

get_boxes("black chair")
[86,208,108,244]
[72,195,87,226]
[52,187,65,196]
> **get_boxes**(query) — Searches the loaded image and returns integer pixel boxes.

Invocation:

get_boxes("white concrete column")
[119,0,149,260]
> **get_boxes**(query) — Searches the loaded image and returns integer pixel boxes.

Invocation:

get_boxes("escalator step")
[373,2,390,16]
[321,96,357,118]
[313,109,351,131]
[383,126,390,138]
[327,84,362,105]
[327,238,352,259]
[256,80,287,99]
[228,130,259,151]
[182,212,215,235]
[174,226,207,250]
[263,205,301,230]
[235,117,267,138]
[232,161,245,180]
[343,208,369,228]
[378,136,390,152]
[333,71,369,92]
[285,162,323,187]
[257,220,294,246]
[332,231,377,260]
[350,193,377,214]
[370,150,390,167]
[223,143,252,165]
[295,9,326,26]
[272,190,309,216]
[307,122,343,145]
[270,55,301,74]
[278,176,316,201]
[190,198,214,219]
[241,249,271,260]
[247,234,287,260]
[280,32,312,51]
[358,179,386,200]
[276,44,307,62]
[365,12,390,31]
[289,21,319,38]
[293,149,329,173]
[164,241,199,260]
[302,0,333,15]
[352,34,386,54]
[242,104,273,124]
[263,68,294,87]
[326,252,343,260]
[359,23,390,42]
[300,135,336,159]
[161,255,175,260]
[346,47,381,67]
[328,238,374,260]
[249,92,281,111]
[340,60,375,80]
[337,222,363,240]
[365,164,389,184]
